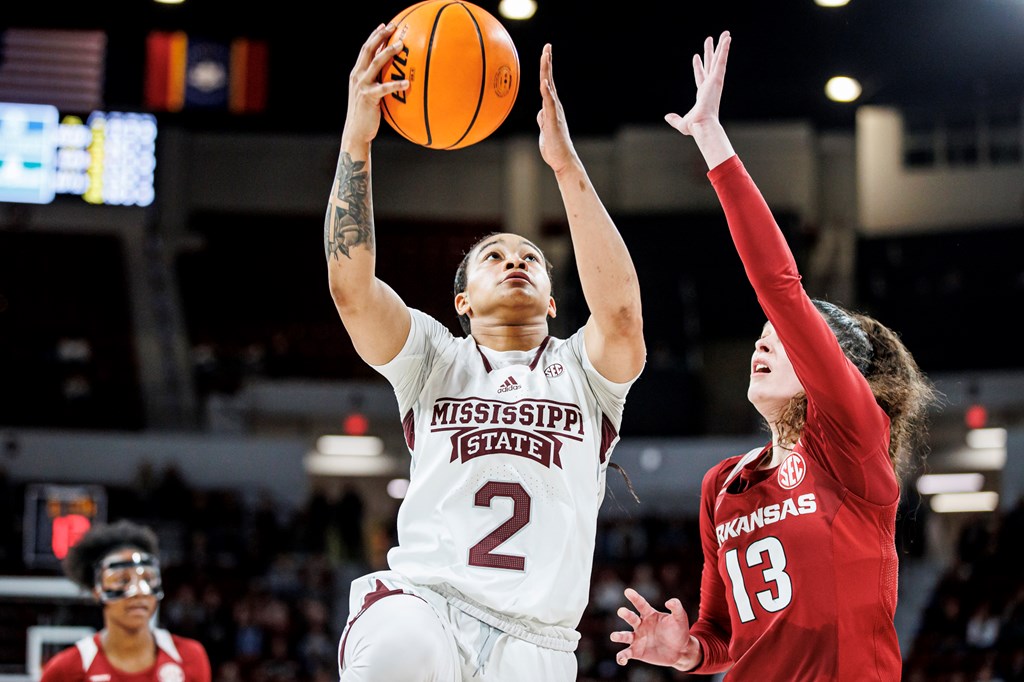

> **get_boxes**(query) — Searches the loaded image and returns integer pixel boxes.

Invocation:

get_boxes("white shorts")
[338,570,578,682]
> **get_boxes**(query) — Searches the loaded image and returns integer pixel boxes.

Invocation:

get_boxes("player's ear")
[547,296,556,319]
[455,292,471,317]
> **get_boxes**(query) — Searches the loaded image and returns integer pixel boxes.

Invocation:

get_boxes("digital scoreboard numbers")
[66,110,158,206]
[0,101,157,207]
[23,484,108,568]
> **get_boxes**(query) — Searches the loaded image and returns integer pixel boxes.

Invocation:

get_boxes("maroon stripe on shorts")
[339,579,425,669]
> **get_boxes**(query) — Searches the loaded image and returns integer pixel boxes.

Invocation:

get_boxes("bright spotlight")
[825,76,862,103]
[499,0,537,20]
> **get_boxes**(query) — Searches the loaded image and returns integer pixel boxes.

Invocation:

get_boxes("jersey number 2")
[468,481,531,571]
[724,536,793,622]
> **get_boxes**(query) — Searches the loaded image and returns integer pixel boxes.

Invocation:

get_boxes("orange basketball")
[379,0,520,150]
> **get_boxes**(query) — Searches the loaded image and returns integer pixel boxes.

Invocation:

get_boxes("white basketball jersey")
[374,309,636,633]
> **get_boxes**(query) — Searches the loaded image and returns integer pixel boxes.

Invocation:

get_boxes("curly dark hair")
[63,519,160,591]
[772,300,940,483]
[453,232,555,336]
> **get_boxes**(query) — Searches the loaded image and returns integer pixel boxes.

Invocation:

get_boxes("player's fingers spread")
[714,33,731,70]
[616,606,640,628]
[713,34,729,61]
[624,587,654,613]
[693,54,705,86]
[609,630,633,644]
[666,598,690,625]
[719,38,731,72]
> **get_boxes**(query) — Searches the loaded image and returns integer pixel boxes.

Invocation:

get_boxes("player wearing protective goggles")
[39,519,211,681]
[94,550,164,603]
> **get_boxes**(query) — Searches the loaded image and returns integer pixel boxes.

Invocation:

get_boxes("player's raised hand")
[344,23,409,147]
[664,30,731,137]
[537,43,577,175]
[610,588,697,668]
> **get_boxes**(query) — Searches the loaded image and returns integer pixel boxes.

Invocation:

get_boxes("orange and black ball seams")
[379,0,518,150]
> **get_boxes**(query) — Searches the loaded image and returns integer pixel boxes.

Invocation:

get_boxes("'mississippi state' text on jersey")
[374,309,639,639]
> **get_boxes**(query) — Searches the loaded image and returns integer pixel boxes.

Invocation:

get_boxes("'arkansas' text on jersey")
[716,493,818,545]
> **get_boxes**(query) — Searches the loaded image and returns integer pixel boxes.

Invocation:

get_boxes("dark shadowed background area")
[5,0,1024,136]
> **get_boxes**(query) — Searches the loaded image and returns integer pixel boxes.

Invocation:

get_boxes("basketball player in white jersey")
[326,23,646,682]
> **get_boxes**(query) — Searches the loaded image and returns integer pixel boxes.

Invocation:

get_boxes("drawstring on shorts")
[472,623,500,677]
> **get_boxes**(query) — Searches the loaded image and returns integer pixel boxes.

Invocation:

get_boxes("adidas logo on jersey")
[496,376,521,393]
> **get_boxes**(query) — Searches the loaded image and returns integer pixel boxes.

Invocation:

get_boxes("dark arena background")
[1,1,1023,680]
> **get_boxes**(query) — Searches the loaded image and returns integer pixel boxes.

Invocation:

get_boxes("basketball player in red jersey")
[40,520,211,682]
[328,22,645,682]
[610,32,937,680]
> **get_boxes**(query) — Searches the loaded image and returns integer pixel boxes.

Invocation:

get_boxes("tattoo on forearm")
[324,152,374,261]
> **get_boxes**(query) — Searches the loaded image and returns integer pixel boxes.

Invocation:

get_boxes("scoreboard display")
[23,484,107,569]
[0,101,157,207]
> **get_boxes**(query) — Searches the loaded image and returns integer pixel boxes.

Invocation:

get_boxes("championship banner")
[145,31,267,114]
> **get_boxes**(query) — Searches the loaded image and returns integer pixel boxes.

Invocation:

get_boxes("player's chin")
[746,384,777,408]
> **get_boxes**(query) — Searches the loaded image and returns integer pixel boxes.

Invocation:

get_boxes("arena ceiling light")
[916,472,985,495]
[929,491,999,513]
[825,76,863,103]
[498,0,537,20]
[306,434,394,477]
[303,453,396,477]
[966,427,1006,450]
[316,435,384,457]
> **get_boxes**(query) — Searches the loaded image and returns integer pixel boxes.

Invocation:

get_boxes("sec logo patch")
[777,453,806,490]
[157,663,185,682]
[544,363,564,378]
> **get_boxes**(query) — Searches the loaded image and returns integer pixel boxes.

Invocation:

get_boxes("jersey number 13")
[724,536,793,622]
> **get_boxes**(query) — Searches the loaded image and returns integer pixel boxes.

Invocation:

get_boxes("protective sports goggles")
[94,551,164,603]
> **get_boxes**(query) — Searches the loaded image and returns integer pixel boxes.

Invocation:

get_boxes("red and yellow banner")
[145,31,267,114]
[229,38,268,114]
[145,31,187,112]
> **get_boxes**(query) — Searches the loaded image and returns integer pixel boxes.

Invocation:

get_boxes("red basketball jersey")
[687,156,902,681]
[40,629,211,682]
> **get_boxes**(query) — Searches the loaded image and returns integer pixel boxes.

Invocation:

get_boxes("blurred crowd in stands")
[902,498,1024,682]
